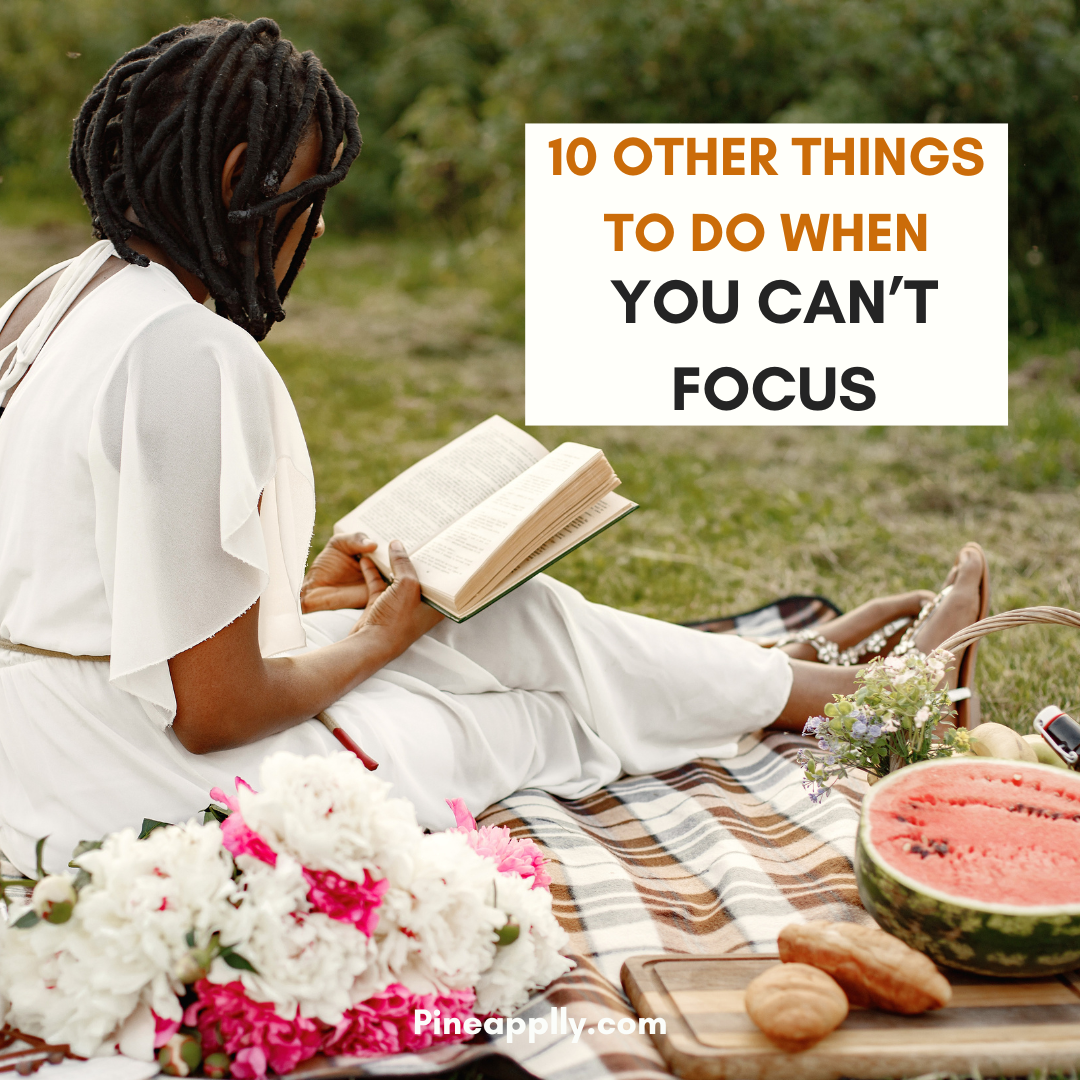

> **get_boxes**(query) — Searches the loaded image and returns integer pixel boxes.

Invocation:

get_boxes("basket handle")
[938,606,1080,655]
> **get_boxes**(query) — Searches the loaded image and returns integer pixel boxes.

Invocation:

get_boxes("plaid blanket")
[331,596,865,1080]
[343,731,870,1080]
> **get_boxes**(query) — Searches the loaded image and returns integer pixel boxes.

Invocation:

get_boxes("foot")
[911,543,985,665]
[780,589,934,662]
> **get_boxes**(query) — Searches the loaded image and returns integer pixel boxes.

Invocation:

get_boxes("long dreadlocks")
[69,18,361,341]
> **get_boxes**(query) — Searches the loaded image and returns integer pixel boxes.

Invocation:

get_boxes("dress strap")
[0,240,118,413]
[0,637,109,662]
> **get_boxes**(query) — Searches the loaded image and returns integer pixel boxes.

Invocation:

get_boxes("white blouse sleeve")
[88,302,315,728]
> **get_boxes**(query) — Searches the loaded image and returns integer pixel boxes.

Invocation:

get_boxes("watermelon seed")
[1008,802,1076,821]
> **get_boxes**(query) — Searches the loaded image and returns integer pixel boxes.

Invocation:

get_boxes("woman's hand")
[300,532,376,613]
[352,540,444,659]
[170,539,441,756]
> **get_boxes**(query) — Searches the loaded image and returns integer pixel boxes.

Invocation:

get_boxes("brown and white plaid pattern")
[339,731,870,1080]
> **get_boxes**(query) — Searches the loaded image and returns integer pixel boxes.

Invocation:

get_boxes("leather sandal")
[775,616,913,666]
[954,543,991,728]
[891,542,991,728]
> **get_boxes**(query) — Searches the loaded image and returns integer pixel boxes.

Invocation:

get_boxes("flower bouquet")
[0,752,572,1078]
[797,649,971,802]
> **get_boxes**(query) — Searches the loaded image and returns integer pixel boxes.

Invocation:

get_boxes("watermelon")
[854,756,1080,977]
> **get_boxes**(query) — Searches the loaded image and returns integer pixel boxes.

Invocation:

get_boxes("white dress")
[0,243,792,876]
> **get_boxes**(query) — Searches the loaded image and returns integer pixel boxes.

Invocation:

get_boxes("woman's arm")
[168,540,442,754]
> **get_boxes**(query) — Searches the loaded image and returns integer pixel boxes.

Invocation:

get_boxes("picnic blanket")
[345,729,871,1080]
[327,595,865,1080]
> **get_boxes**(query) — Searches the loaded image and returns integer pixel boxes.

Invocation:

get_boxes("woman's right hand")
[171,539,441,756]
[351,540,443,660]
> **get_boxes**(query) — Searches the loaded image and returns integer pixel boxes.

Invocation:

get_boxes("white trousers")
[0,576,791,874]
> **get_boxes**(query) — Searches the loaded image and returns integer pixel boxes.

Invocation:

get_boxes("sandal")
[889,543,991,728]
[775,615,913,666]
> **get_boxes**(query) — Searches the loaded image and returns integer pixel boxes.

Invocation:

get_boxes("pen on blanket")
[317,711,379,771]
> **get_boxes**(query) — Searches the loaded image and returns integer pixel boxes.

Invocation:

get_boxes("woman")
[0,19,985,875]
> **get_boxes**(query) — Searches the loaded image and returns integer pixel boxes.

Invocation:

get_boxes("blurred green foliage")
[1,0,1079,326]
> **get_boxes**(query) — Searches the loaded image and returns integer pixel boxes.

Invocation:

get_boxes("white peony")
[214,853,376,1024]
[474,872,573,1016]
[372,830,505,994]
[236,752,423,884]
[0,820,237,1057]
[237,754,574,1013]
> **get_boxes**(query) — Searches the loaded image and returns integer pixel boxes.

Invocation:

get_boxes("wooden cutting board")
[622,954,1080,1080]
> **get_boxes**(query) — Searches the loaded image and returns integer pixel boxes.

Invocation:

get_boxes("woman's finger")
[387,540,420,585]
[358,556,387,597]
[329,532,377,556]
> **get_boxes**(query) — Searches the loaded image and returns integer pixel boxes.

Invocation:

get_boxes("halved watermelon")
[855,756,1080,977]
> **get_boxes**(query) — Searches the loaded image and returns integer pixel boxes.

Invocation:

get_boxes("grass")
[2,218,1078,733]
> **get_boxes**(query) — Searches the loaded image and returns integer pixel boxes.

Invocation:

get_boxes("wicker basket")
[938,605,1080,727]
[939,605,1080,653]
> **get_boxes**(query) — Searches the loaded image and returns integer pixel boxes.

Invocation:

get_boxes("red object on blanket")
[316,711,379,771]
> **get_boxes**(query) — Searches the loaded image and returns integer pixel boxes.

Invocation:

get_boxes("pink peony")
[446,799,551,890]
[211,782,278,867]
[211,781,389,932]
[185,980,323,1079]
[303,866,389,937]
[323,984,477,1058]
[151,1011,180,1049]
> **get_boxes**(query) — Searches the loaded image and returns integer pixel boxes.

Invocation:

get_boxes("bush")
[1,0,1077,325]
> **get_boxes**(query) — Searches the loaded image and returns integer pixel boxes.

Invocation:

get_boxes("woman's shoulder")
[120,274,269,371]
[110,273,291,429]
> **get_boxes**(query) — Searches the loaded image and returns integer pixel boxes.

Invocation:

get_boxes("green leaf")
[34,836,48,881]
[69,839,103,864]
[220,947,258,973]
[185,930,196,948]
[138,818,171,840]
[202,804,229,824]
[13,910,40,929]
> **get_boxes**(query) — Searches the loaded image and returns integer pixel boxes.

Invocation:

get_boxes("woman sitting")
[0,18,986,875]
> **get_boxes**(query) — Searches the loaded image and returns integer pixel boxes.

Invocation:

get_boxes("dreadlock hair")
[69,18,361,341]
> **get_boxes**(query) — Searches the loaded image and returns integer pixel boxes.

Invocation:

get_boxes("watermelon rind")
[855,757,1080,978]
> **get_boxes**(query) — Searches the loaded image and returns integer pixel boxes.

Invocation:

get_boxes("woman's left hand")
[300,532,377,613]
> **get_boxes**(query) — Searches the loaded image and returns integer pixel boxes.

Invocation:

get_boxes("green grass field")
[3,220,1079,732]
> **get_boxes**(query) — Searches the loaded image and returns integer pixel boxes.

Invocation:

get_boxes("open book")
[333,416,637,621]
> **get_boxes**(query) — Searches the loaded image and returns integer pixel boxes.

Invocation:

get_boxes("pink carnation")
[323,984,476,1058]
[303,866,389,937]
[446,798,551,890]
[185,980,323,1079]
[211,782,278,867]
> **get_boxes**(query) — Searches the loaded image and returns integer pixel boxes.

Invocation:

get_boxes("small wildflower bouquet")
[797,648,971,802]
[0,752,571,1078]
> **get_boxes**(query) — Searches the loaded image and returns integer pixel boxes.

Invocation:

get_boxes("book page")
[334,416,548,559]
[410,443,609,603]
[447,494,637,621]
